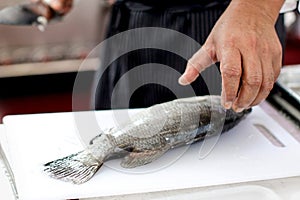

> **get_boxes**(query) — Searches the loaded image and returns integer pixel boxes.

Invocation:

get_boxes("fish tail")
[43,150,103,184]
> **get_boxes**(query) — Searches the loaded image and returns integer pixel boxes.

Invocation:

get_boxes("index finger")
[179,47,215,85]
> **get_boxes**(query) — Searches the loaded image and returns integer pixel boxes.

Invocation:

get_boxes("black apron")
[93,0,285,110]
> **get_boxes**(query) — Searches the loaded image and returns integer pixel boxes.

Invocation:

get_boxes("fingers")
[40,0,73,15]
[178,62,200,85]
[180,44,280,113]
[50,0,73,14]
[232,52,262,112]
[219,48,242,109]
[26,2,53,19]
[182,0,283,112]
[230,50,280,111]
[250,44,282,106]
[178,47,215,85]
[250,58,273,106]
[28,0,73,18]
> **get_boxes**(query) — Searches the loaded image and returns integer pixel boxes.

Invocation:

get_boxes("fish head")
[223,107,252,130]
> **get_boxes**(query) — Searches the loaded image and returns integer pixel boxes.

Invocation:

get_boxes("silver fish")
[44,95,251,184]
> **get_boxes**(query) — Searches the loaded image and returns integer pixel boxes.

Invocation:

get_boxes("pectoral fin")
[120,146,170,168]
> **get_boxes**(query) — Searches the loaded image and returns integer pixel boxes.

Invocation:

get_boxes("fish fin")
[121,146,170,168]
[43,151,102,184]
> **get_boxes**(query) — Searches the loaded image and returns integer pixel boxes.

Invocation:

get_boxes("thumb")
[178,46,216,85]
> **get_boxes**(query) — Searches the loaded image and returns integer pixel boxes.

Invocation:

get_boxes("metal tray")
[278,65,300,97]
[268,65,300,124]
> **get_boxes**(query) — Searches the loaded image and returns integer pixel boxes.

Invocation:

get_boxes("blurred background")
[0,0,111,122]
[0,0,299,122]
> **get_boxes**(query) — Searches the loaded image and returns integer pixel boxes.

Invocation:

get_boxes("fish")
[0,2,63,31]
[43,95,251,184]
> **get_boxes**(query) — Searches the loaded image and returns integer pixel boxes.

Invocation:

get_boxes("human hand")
[30,0,73,19]
[179,0,284,112]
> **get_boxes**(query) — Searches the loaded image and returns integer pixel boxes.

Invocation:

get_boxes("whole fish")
[44,95,251,184]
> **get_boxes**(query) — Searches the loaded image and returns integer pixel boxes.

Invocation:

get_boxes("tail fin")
[43,150,102,184]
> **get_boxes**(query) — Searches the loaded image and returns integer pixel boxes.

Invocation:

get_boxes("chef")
[37,0,286,112]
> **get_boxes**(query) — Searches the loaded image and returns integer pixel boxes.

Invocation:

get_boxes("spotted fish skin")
[44,95,251,184]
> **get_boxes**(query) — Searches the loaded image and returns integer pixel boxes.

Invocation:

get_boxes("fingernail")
[224,101,232,109]
[235,107,244,113]
[178,76,189,85]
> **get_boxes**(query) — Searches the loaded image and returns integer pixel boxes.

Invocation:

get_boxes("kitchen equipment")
[269,65,300,124]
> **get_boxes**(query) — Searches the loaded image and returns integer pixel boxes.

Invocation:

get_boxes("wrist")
[229,0,285,24]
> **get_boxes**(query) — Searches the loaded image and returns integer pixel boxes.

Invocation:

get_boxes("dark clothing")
[117,0,230,10]
[93,0,285,110]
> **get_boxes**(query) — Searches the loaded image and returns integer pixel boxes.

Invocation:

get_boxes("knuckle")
[202,44,217,62]
[221,65,242,78]
[244,74,262,87]
[223,38,236,48]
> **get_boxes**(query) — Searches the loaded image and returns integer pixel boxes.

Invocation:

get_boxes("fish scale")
[44,95,251,184]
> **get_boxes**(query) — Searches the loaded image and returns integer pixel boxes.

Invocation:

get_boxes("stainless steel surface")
[273,65,300,123]
[278,65,300,97]
[260,101,300,141]
[0,4,39,25]
[0,0,111,68]
[0,58,99,78]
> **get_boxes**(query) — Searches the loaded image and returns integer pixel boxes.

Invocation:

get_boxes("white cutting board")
[1,107,300,200]
[0,125,15,200]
